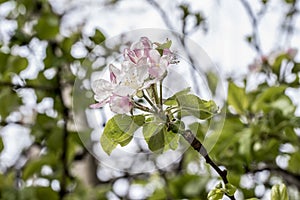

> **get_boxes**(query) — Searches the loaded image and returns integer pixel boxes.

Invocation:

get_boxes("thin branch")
[181,130,236,200]
[145,0,175,31]
[145,0,203,94]
[57,66,71,199]
[0,81,57,91]
[249,165,300,190]
[239,0,262,55]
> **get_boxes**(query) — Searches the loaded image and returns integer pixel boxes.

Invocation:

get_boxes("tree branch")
[249,165,300,190]
[0,81,57,91]
[57,66,71,199]
[239,0,262,54]
[181,130,236,200]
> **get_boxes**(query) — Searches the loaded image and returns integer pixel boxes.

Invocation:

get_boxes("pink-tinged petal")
[287,48,298,59]
[133,49,143,58]
[89,97,109,109]
[140,37,152,49]
[109,64,122,84]
[149,66,165,79]
[148,49,161,65]
[109,95,133,114]
[163,48,171,56]
[124,48,138,64]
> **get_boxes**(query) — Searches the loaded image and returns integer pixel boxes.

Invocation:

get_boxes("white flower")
[90,64,133,113]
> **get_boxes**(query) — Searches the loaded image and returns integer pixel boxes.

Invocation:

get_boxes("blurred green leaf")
[252,86,286,112]
[271,184,289,200]
[90,29,105,44]
[207,71,219,95]
[288,152,300,174]
[0,137,4,152]
[225,183,237,196]
[227,81,248,114]
[0,88,20,119]
[35,13,59,40]
[207,188,224,200]
[36,187,59,200]
[23,154,57,180]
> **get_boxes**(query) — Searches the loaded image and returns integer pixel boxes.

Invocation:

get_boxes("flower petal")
[109,95,133,114]
[109,64,122,83]
[92,79,114,102]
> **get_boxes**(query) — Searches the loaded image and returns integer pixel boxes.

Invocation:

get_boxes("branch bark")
[181,130,236,200]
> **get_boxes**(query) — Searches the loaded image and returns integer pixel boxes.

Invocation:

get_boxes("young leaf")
[176,94,218,119]
[225,183,237,196]
[100,114,145,155]
[207,188,224,200]
[143,122,165,153]
[164,87,191,106]
[271,184,289,200]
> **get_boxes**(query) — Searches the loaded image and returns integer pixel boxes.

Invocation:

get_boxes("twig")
[0,81,57,91]
[181,130,236,200]
[239,0,262,55]
[248,165,300,190]
[57,66,71,199]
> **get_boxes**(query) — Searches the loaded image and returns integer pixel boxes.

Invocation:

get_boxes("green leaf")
[143,122,165,153]
[164,129,180,151]
[90,29,105,44]
[164,87,191,106]
[176,94,218,119]
[288,152,300,174]
[238,128,252,164]
[0,137,4,152]
[207,71,219,95]
[207,188,224,200]
[0,52,9,74]
[8,55,28,74]
[271,54,288,76]
[100,114,144,155]
[225,183,237,196]
[292,62,300,73]
[227,81,248,114]
[23,154,57,180]
[0,88,20,119]
[35,13,59,40]
[155,39,172,55]
[271,184,288,200]
[252,86,286,112]
[36,187,59,200]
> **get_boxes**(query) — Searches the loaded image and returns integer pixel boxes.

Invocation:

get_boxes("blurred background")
[0,0,300,199]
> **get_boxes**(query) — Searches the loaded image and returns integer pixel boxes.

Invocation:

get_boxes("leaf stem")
[159,80,163,108]
[180,130,236,200]
[134,102,155,113]
[143,90,159,112]
[151,84,160,109]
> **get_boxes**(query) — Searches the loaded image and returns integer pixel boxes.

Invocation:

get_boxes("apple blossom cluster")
[90,37,177,114]
[248,48,298,72]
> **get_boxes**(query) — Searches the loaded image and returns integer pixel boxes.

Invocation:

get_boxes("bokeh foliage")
[0,0,300,200]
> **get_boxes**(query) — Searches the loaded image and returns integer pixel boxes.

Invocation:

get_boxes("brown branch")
[0,81,57,91]
[239,0,262,54]
[181,130,236,200]
[145,0,203,94]
[57,66,71,199]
